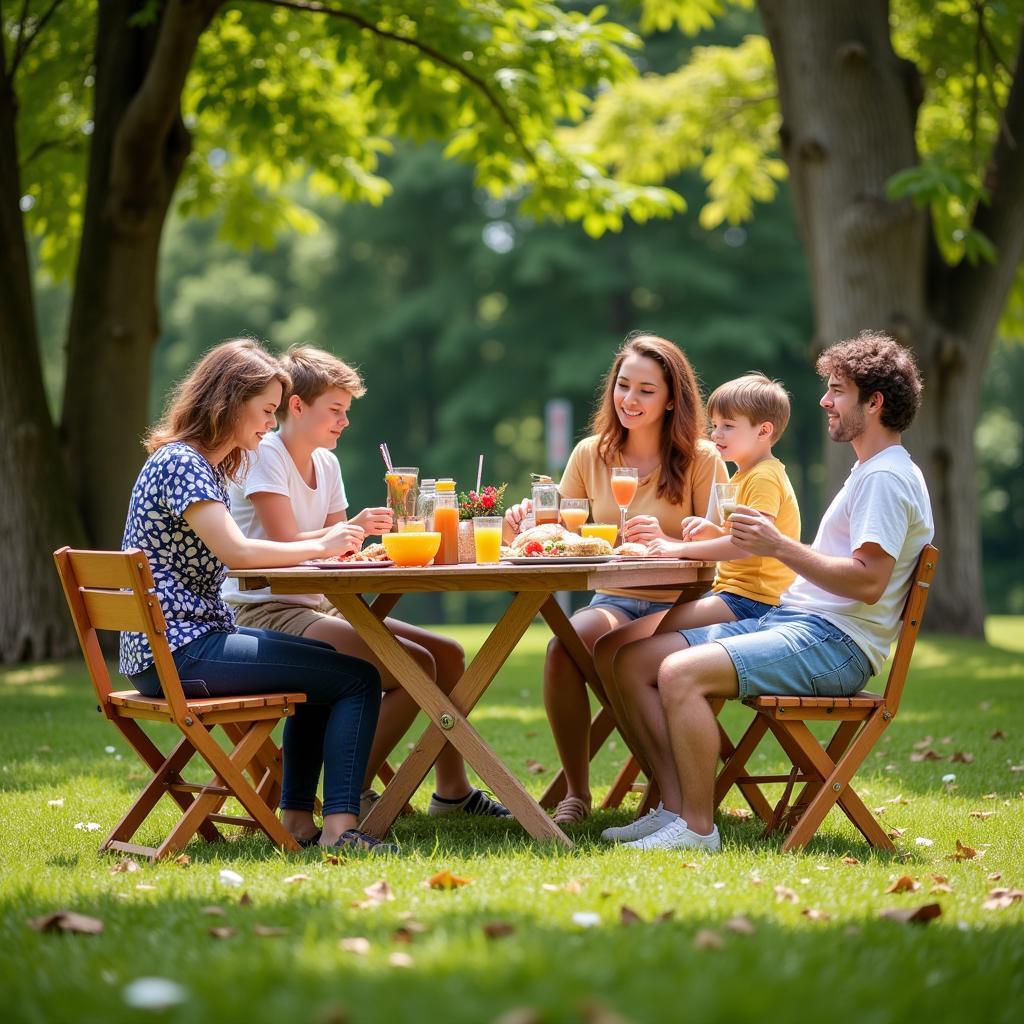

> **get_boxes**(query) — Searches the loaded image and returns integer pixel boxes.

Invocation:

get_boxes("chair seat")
[745,690,883,711]
[109,689,306,717]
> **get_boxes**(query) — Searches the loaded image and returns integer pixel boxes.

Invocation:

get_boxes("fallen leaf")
[929,883,953,894]
[912,736,934,750]
[887,827,907,839]
[428,870,472,890]
[910,749,944,762]
[387,952,414,968]
[802,908,831,921]
[989,730,1006,740]
[525,759,546,774]
[619,905,643,926]
[841,855,861,866]
[773,885,798,903]
[723,915,756,935]
[725,807,754,820]
[1010,765,1024,773]
[563,879,584,894]
[947,839,978,861]
[491,1010,542,1024]
[930,874,948,884]
[950,751,974,763]
[238,892,253,907]
[200,906,225,917]
[654,910,675,923]
[208,927,235,940]
[483,921,516,940]
[363,879,395,903]
[969,811,997,819]
[885,875,921,894]
[252,924,289,937]
[981,888,1024,910]
[988,872,1003,881]
[110,859,139,875]
[339,937,370,955]
[878,903,942,925]
[392,927,416,944]
[283,873,310,885]
[174,854,191,867]
[578,999,633,1024]
[939,736,953,745]
[27,910,104,935]
[693,929,724,950]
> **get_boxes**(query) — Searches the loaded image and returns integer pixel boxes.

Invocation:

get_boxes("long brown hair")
[146,338,290,481]
[589,332,704,505]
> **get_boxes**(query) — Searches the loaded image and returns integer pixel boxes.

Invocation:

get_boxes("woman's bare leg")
[655,595,737,634]
[544,606,628,806]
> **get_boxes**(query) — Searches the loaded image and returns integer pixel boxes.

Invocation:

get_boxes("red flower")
[481,494,495,508]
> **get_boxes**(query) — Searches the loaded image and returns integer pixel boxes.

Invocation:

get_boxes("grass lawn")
[1,617,1022,1024]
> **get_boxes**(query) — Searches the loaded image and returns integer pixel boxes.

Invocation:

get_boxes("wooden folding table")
[230,558,714,847]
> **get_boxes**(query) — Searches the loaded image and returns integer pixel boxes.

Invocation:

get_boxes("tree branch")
[240,0,539,169]
[10,0,65,79]
[24,133,85,165]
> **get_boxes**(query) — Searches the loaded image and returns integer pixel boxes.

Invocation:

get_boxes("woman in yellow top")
[505,332,726,824]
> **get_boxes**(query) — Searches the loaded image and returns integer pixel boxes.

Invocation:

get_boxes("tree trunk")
[0,45,86,661]
[61,0,219,550]
[758,0,1012,635]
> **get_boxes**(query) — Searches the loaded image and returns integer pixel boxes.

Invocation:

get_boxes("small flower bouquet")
[457,483,508,521]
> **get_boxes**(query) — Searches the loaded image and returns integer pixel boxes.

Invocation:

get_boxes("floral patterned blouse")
[119,443,237,677]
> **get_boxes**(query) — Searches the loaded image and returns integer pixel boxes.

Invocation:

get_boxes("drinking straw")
[475,454,484,494]
[379,443,393,472]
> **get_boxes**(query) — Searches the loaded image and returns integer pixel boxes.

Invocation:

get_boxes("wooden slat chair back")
[53,546,306,860]
[714,544,940,852]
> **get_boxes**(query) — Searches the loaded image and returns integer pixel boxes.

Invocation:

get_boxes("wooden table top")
[229,558,717,595]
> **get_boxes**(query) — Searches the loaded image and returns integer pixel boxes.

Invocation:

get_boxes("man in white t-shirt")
[604,331,934,853]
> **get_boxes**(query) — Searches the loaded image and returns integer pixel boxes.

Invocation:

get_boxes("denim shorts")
[588,593,677,621]
[679,605,873,700]
[708,591,775,621]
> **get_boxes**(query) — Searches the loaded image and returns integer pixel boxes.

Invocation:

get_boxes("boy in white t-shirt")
[225,345,510,826]
[607,331,933,853]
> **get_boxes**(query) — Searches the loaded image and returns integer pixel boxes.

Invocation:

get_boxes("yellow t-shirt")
[559,435,727,602]
[712,456,801,606]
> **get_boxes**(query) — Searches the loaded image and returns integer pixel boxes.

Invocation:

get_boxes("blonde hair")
[590,332,705,505]
[145,338,290,481]
[278,345,365,418]
[706,372,791,443]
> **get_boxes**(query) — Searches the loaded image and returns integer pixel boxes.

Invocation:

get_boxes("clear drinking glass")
[610,466,639,543]
[714,482,739,526]
[559,497,589,535]
[473,516,503,564]
[531,481,560,527]
[385,467,419,521]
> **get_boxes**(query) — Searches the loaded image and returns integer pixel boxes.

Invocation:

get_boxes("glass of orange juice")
[582,523,618,547]
[397,516,426,533]
[560,497,589,534]
[610,466,639,543]
[473,516,503,564]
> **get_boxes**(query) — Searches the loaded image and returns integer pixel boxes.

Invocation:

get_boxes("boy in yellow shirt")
[646,372,802,631]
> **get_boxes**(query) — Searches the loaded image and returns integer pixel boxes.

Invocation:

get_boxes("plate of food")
[505,555,613,566]
[612,542,650,561]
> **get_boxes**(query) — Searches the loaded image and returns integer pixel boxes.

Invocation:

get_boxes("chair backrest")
[881,544,939,714]
[53,547,188,718]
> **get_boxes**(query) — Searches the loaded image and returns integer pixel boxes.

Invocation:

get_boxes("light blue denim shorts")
[588,593,677,621]
[678,605,872,700]
[708,590,775,621]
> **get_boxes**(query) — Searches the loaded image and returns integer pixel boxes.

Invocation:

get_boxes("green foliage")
[1,625,1023,1023]
[571,33,783,228]
[635,0,753,37]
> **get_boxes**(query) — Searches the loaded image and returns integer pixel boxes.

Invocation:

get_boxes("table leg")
[332,590,571,847]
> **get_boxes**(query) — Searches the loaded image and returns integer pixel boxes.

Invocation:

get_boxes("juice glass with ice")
[385,467,418,520]
[397,517,426,533]
[473,516,503,564]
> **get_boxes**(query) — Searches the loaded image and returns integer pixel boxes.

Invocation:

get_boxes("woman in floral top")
[122,338,391,853]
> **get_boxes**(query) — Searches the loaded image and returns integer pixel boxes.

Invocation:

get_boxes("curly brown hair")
[816,331,923,433]
[590,332,705,505]
[146,338,290,481]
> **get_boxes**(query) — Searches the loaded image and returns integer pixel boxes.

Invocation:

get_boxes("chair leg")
[714,713,774,823]
[601,755,644,809]
[113,718,222,843]
[782,719,861,828]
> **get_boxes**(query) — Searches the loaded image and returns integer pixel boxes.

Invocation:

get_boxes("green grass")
[2,620,1023,1024]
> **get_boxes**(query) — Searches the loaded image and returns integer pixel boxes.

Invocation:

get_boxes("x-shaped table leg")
[332,589,571,846]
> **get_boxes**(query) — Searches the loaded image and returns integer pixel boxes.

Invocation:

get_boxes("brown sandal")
[552,796,591,825]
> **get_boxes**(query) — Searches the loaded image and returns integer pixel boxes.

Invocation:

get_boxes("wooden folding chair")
[54,546,306,860]
[714,544,939,851]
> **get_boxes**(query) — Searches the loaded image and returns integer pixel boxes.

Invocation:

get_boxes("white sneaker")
[600,804,679,843]
[621,816,721,852]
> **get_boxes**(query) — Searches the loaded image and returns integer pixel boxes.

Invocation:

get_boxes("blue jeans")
[709,590,775,621]
[588,593,677,620]
[130,627,381,817]
[678,606,872,700]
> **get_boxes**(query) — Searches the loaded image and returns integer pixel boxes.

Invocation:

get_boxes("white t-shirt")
[222,431,348,608]
[781,445,933,674]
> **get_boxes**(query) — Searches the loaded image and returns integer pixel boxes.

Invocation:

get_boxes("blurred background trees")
[5,0,1023,658]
